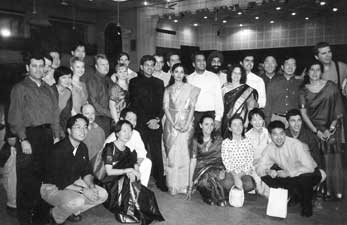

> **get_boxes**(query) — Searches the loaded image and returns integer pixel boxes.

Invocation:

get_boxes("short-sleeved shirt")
[221,138,254,174]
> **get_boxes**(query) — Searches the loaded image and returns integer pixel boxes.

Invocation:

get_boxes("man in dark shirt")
[128,55,167,191]
[86,54,113,136]
[8,53,60,225]
[260,56,281,90]
[42,114,107,225]
[264,56,302,125]
[285,109,323,167]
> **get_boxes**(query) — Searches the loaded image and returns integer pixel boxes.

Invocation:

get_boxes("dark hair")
[301,60,324,87]
[167,52,180,62]
[248,108,265,122]
[140,55,156,66]
[94,54,108,65]
[25,52,45,66]
[286,109,302,121]
[120,108,137,119]
[224,115,245,140]
[313,42,330,56]
[53,66,72,83]
[71,40,86,52]
[48,47,60,55]
[69,56,84,67]
[194,114,217,144]
[227,64,247,84]
[267,120,285,133]
[112,120,133,137]
[281,55,296,66]
[240,54,254,62]
[191,51,205,62]
[66,114,89,131]
[118,52,130,61]
[168,63,187,87]
[44,54,53,63]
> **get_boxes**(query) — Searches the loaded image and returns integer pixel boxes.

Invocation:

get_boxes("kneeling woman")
[187,115,231,206]
[101,120,163,223]
[222,115,256,194]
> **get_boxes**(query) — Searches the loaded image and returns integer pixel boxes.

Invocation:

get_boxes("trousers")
[3,146,17,208]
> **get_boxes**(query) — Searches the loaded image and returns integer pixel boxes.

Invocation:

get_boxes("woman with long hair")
[186,115,230,206]
[163,63,200,195]
[300,60,344,200]
[221,65,258,137]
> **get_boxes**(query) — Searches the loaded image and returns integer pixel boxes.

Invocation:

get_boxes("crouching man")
[256,120,321,217]
[41,114,108,225]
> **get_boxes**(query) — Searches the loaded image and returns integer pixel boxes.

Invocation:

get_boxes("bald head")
[264,56,277,75]
[81,104,95,124]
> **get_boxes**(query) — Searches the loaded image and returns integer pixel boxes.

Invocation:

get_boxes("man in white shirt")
[153,54,171,87]
[187,52,224,130]
[103,108,152,186]
[117,52,137,81]
[240,55,266,108]
[256,121,321,217]
[207,51,227,86]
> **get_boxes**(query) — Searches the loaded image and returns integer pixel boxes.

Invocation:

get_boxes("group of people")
[1,40,347,225]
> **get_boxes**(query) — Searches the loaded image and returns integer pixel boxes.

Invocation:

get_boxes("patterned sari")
[221,84,258,137]
[163,83,200,194]
[299,80,344,196]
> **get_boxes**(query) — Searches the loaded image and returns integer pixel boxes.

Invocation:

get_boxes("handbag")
[266,188,288,218]
[229,186,244,208]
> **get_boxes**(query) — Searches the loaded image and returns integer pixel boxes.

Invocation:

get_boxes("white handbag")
[229,186,244,208]
[266,188,288,218]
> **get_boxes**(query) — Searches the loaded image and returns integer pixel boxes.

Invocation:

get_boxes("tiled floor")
[1,179,347,225]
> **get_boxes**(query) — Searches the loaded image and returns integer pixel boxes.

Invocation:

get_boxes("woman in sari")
[221,65,258,137]
[300,60,344,200]
[163,63,200,195]
[52,66,72,138]
[186,115,231,206]
[70,57,88,115]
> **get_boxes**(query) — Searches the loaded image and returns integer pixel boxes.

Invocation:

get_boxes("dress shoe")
[156,183,168,192]
[301,208,313,217]
[67,214,82,222]
[6,206,17,217]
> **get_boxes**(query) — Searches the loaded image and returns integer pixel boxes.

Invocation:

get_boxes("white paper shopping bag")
[266,188,288,218]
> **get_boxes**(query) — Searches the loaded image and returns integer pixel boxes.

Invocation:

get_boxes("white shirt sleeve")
[127,130,147,159]
[257,78,266,108]
[214,76,224,121]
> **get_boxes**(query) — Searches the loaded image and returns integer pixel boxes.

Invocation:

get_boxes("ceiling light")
[193,23,198,27]
[332,7,338,12]
[144,1,148,6]
[270,20,274,24]
[203,16,208,19]
[237,11,242,15]
[291,12,296,16]
[276,7,281,10]
[222,20,227,23]
[305,17,309,20]
[320,1,326,6]
[0,28,11,37]
[239,24,243,27]
[255,16,259,20]
[173,19,178,23]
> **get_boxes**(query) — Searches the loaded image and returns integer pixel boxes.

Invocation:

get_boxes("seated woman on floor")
[100,120,163,224]
[186,115,231,207]
[221,115,256,197]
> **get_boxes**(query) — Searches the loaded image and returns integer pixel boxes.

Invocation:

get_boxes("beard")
[209,65,221,74]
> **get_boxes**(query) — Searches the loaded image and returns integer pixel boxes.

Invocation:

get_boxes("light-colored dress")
[245,127,271,164]
[163,83,200,195]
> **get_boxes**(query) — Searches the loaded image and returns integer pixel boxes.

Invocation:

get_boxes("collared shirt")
[44,137,93,189]
[187,70,224,121]
[152,70,171,87]
[217,71,228,87]
[83,123,105,160]
[264,75,302,120]
[8,76,60,139]
[246,72,266,108]
[104,129,147,159]
[86,71,112,118]
[321,61,347,89]
[260,72,281,90]
[256,137,317,177]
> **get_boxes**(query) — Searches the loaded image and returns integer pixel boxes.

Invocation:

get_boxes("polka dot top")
[221,138,254,174]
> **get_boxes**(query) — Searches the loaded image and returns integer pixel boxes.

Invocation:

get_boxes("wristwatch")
[78,187,84,194]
